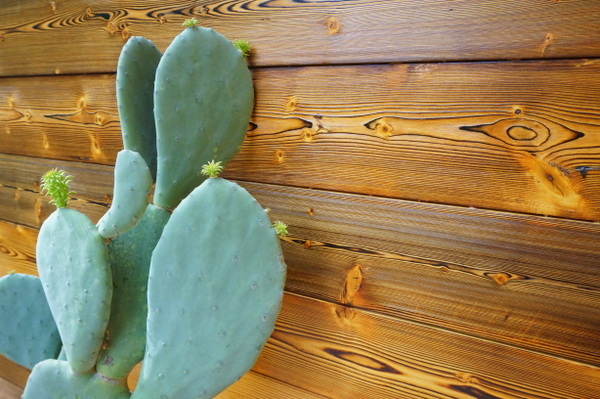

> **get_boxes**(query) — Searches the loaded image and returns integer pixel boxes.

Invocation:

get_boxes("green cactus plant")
[0,273,61,369]
[14,19,289,398]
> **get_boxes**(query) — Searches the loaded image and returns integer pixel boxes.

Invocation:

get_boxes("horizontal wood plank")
[0,356,28,390]
[257,293,600,399]
[0,377,22,399]
[1,59,600,219]
[2,166,599,367]
[1,0,600,76]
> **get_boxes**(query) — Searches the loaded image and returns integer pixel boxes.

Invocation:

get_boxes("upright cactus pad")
[132,178,286,399]
[0,273,61,369]
[96,149,153,239]
[153,25,254,210]
[97,204,170,379]
[116,36,162,180]
[36,208,112,373]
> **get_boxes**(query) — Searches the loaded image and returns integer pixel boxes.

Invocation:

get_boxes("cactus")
[12,19,288,398]
[132,177,286,398]
[116,36,162,181]
[152,23,254,210]
[36,182,112,373]
[96,149,153,239]
[0,273,61,369]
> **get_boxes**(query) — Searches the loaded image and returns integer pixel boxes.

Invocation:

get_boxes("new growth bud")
[40,169,75,208]
[201,160,224,179]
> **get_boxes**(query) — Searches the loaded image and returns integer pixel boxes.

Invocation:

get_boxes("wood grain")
[2,161,599,367]
[0,356,28,390]
[0,377,22,399]
[1,59,600,219]
[257,293,600,399]
[0,221,37,276]
[1,0,600,76]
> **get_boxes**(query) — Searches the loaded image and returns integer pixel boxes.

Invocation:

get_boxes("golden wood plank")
[1,174,599,367]
[0,221,37,276]
[1,0,600,76]
[0,377,22,399]
[0,356,28,391]
[256,293,600,399]
[1,59,600,219]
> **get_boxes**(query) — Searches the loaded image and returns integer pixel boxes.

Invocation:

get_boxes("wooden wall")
[1,1,600,397]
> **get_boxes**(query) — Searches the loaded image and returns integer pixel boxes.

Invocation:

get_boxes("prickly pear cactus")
[8,19,288,399]
[153,20,254,210]
[116,36,162,181]
[0,273,61,369]
[36,170,113,373]
[23,359,131,399]
[132,174,286,399]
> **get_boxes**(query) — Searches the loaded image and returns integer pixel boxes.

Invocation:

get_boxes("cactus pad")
[116,36,162,181]
[97,204,170,379]
[153,26,254,210]
[23,359,131,399]
[132,178,286,398]
[36,208,112,373]
[96,149,153,239]
[0,273,61,369]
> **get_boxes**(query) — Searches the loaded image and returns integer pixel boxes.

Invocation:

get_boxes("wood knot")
[300,128,315,142]
[274,149,285,164]
[327,16,341,35]
[341,264,364,305]
[539,32,556,56]
[455,372,479,385]
[284,96,298,112]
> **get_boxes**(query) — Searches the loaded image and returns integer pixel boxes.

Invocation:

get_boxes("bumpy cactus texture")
[5,20,287,399]
[0,274,61,369]
[23,359,131,399]
[153,26,254,210]
[36,208,112,373]
[132,178,286,398]
[116,36,162,180]
[96,204,170,379]
[96,149,153,239]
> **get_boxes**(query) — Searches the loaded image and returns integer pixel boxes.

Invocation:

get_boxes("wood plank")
[0,378,22,399]
[0,221,37,276]
[0,356,28,391]
[1,175,599,367]
[256,293,600,399]
[1,59,600,219]
[3,291,599,398]
[1,0,600,76]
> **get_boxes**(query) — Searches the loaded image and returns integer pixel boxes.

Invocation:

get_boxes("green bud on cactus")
[272,220,289,237]
[200,160,224,179]
[40,169,74,208]
[232,40,252,57]
[182,18,198,28]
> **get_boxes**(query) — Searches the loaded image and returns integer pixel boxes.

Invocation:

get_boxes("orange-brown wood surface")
[2,60,600,220]
[1,1,599,398]
[1,0,600,76]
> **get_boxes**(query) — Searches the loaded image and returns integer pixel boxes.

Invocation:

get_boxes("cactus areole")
[1,21,290,399]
